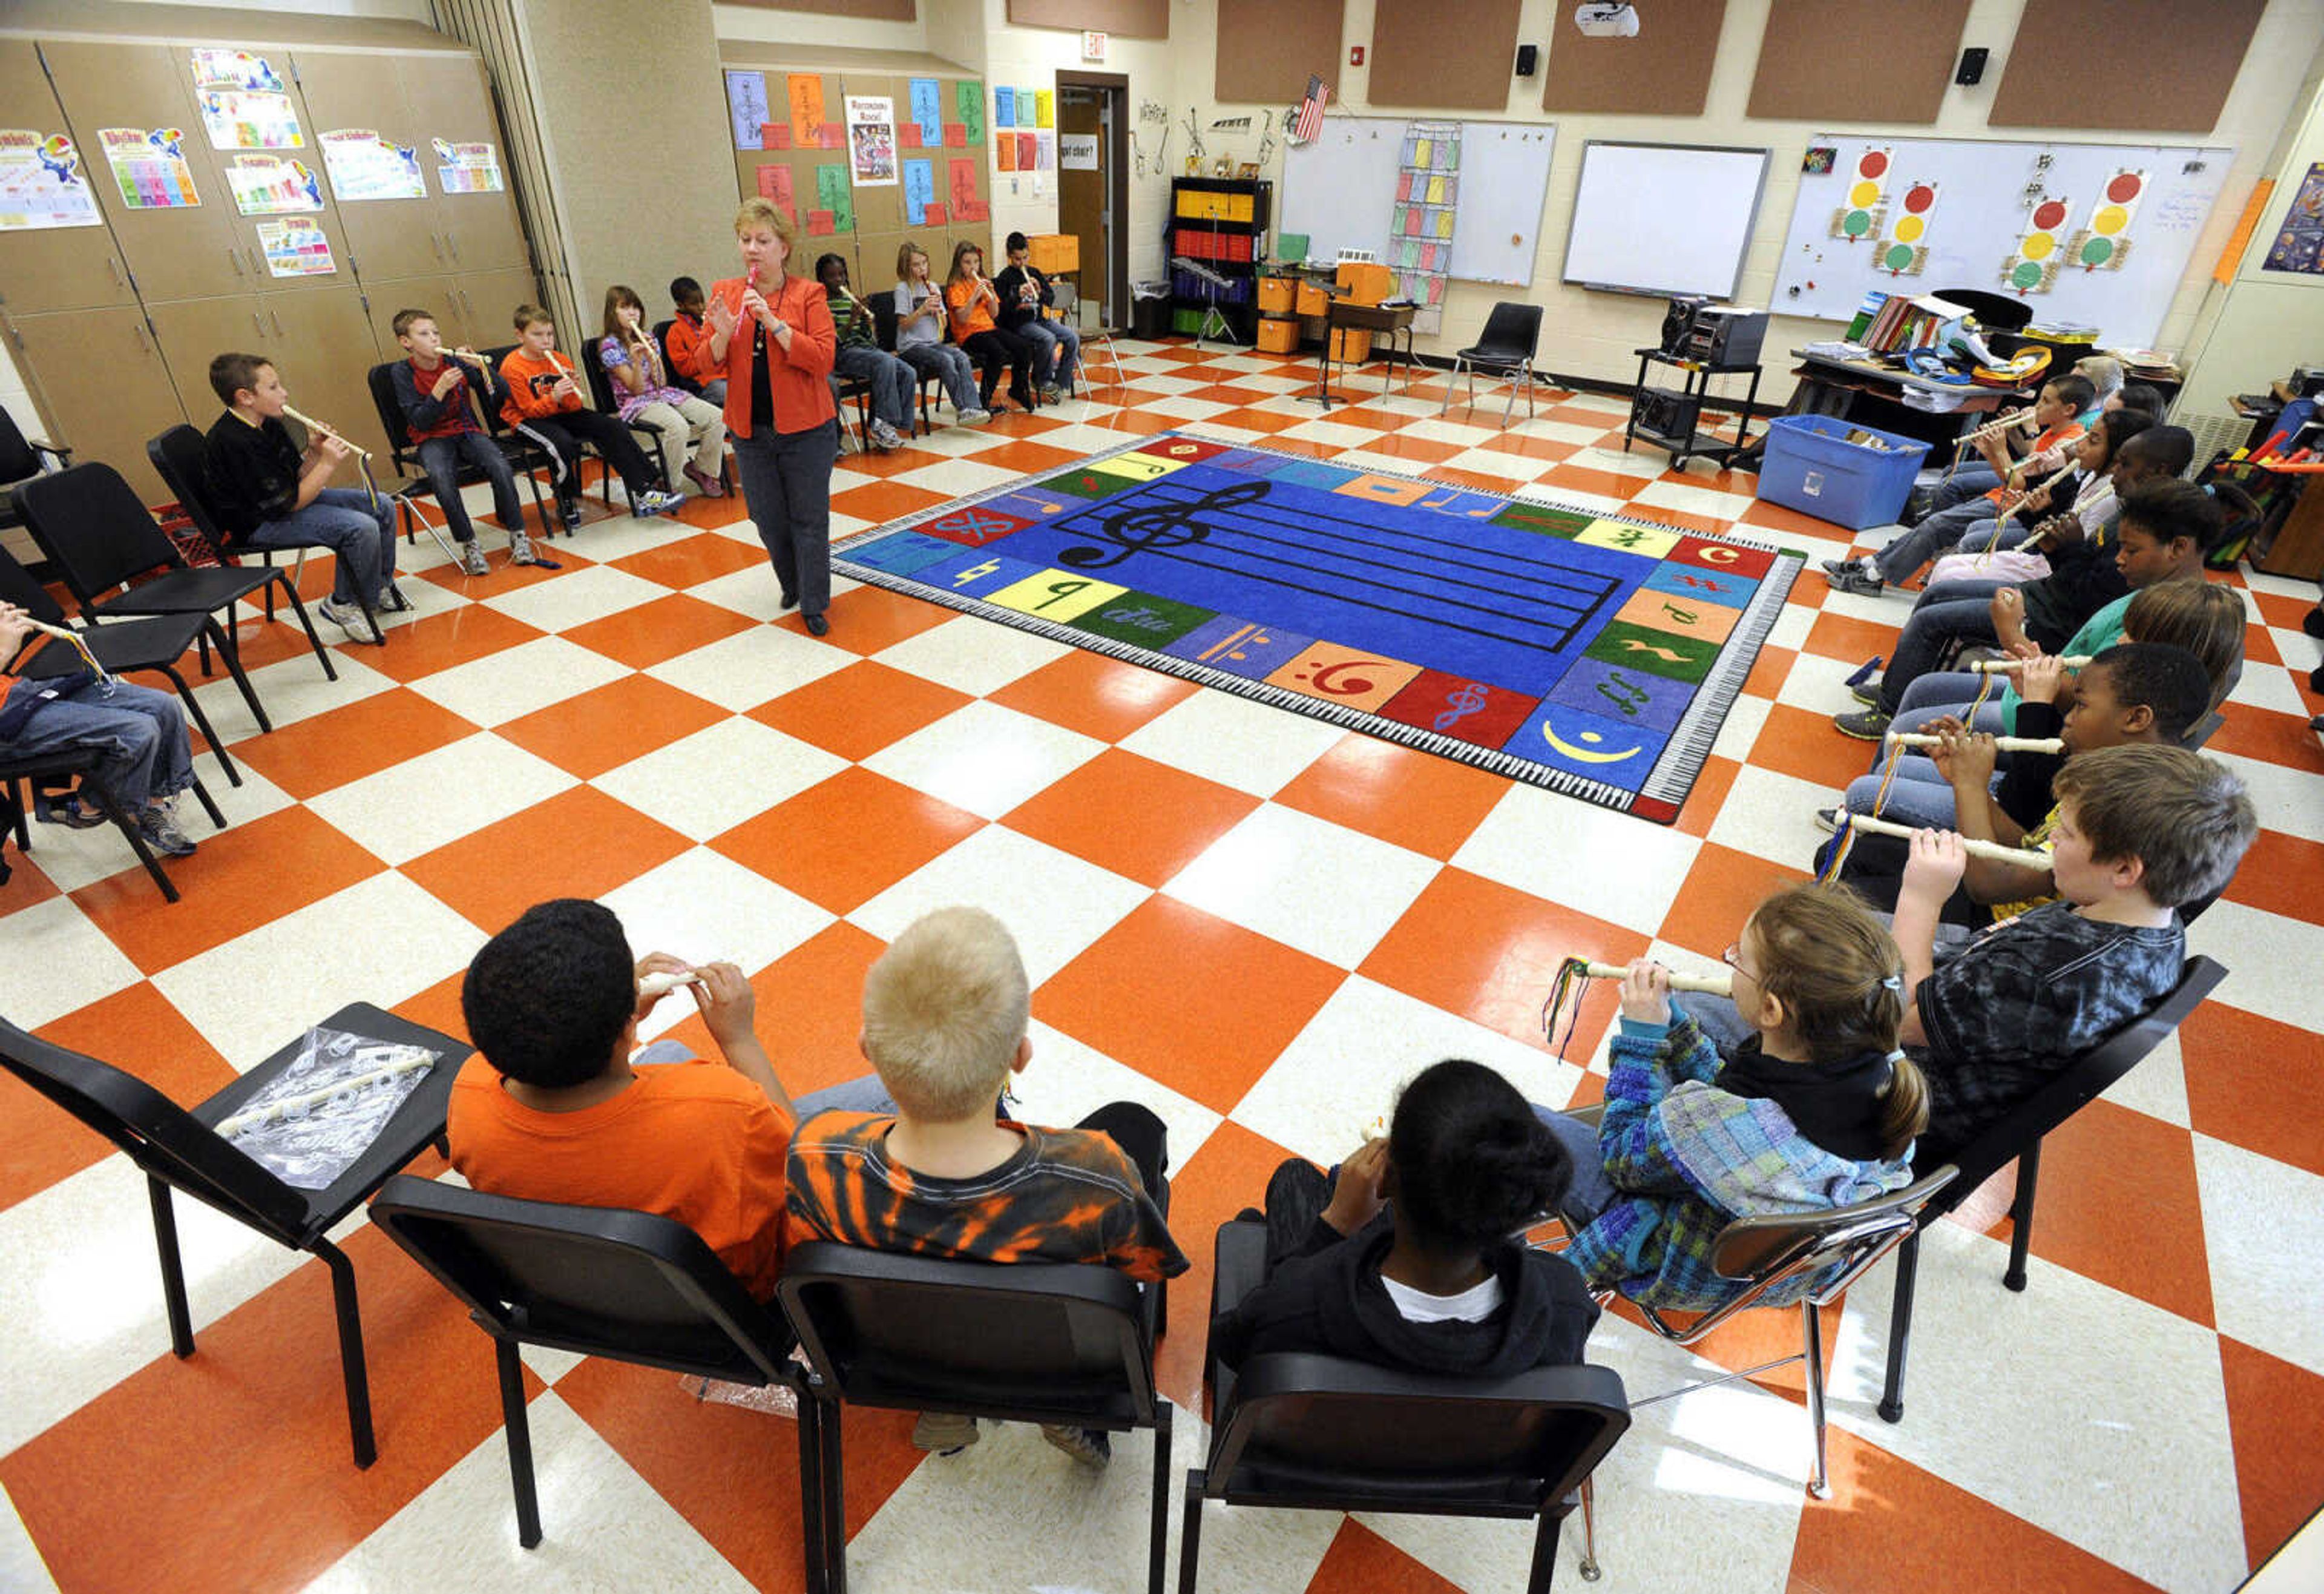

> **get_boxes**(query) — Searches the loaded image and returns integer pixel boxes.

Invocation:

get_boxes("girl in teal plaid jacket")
[1544,886,1930,1312]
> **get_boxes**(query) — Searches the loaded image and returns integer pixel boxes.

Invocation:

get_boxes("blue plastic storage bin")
[1754,414,1932,530]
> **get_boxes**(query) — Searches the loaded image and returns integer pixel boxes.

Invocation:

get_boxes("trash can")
[1132,282,1171,340]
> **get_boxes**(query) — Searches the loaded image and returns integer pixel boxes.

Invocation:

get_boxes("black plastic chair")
[0,742,217,901]
[0,542,243,789]
[369,1176,826,1588]
[1442,301,1544,429]
[1184,1220,1627,1593]
[1877,954,2228,1422]
[652,317,704,397]
[365,361,551,555]
[147,424,389,641]
[0,1004,467,1464]
[779,1240,1175,1593]
[14,463,332,720]
[0,403,70,538]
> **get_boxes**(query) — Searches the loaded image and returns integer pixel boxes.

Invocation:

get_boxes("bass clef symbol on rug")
[1059,479,1267,571]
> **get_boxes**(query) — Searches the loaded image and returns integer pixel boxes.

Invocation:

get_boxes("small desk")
[1301,299,1418,408]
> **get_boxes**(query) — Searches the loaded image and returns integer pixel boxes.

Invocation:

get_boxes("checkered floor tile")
[4,342,2321,1593]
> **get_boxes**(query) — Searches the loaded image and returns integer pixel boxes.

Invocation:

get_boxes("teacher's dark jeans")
[734,418,839,618]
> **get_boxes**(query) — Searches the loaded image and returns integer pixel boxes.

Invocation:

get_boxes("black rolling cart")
[1626,348,1764,470]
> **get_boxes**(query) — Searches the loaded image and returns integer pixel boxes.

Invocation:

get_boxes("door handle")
[429,232,444,260]
[272,311,285,337]
[253,312,266,338]
[133,321,151,354]
[229,246,245,276]
[107,256,123,285]
[445,229,461,263]
[248,246,265,277]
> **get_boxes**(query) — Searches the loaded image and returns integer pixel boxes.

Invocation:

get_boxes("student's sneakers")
[376,582,412,614]
[869,418,905,451]
[1039,1425,1112,1468]
[2305,607,2324,641]
[957,406,994,426]
[507,530,544,567]
[1820,558,1886,597]
[557,495,584,532]
[683,463,727,498]
[1039,381,1065,402]
[317,597,382,645]
[1833,707,1892,740]
[910,1412,980,1455]
[456,539,492,577]
[1849,676,1883,708]
[635,488,687,516]
[1814,806,1842,834]
[136,801,197,858]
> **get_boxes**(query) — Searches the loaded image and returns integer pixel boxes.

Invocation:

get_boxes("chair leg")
[795,1389,829,1594]
[1877,1228,1921,1423]
[2004,1142,2041,1293]
[163,667,241,788]
[8,776,33,851]
[820,1392,847,1594]
[1802,1299,1831,1500]
[1577,1475,1603,1580]
[271,576,340,683]
[1525,1509,1561,1594]
[185,770,226,831]
[204,619,274,735]
[1439,357,1459,417]
[1147,1401,1172,1594]
[94,783,176,903]
[496,1336,542,1547]
[1176,1470,1206,1594]
[146,1176,195,1356]
[314,1236,378,1467]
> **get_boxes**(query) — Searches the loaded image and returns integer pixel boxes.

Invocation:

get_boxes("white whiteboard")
[1281,117,1558,287]
[1773,135,2234,348]
[1562,142,1770,298]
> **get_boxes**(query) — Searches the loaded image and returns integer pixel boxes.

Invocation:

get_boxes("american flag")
[1294,74,1328,144]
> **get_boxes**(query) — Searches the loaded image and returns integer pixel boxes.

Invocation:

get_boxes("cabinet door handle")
[248,246,264,277]
[133,321,151,354]
[107,256,123,285]
[445,229,461,263]
[271,311,284,337]
[229,246,245,276]
[429,232,444,260]
[253,312,266,338]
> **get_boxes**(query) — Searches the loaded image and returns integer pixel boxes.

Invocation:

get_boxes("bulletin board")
[1772,134,2236,347]
[727,62,991,294]
[1367,0,1522,111]
[1282,116,1555,286]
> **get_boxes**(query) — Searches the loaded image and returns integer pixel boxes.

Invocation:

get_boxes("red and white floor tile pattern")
[4,342,2322,1593]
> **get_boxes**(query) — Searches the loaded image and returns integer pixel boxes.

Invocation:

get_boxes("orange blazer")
[708,271,837,439]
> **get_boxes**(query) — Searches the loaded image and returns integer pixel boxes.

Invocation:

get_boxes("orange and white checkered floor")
[4,341,2322,1593]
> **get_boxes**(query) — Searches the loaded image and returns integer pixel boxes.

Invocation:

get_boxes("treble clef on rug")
[1059,478,1270,571]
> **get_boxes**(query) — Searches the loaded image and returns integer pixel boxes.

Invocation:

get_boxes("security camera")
[1575,3,1640,37]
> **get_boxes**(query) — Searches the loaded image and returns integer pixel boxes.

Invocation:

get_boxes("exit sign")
[1082,30,1108,61]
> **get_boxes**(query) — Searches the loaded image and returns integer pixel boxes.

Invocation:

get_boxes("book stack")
[1852,292,1972,354]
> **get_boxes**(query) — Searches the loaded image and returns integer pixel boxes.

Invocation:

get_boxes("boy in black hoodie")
[1210,1059,1598,1376]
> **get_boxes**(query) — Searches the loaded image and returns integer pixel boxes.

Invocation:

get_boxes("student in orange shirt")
[497,305,683,530]
[703,199,840,635]
[663,276,727,406]
[942,242,1035,414]
[447,898,890,1302]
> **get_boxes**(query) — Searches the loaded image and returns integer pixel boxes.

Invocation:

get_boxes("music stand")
[1170,255,1242,349]
[1299,282,1349,409]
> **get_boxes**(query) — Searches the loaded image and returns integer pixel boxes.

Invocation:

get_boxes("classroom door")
[1055,79,1124,330]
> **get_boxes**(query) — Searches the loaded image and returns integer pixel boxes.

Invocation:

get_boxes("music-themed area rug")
[834,433,1802,821]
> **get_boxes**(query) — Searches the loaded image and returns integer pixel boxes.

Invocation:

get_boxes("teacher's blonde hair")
[733,198,799,254]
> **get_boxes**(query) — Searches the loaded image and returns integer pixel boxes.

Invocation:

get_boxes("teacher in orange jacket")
[706,199,841,635]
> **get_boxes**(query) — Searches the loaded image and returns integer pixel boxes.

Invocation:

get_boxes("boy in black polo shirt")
[198,352,398,644]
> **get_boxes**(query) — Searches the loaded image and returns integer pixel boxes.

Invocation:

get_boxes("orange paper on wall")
[755,163,795,218]
[997,136,1016,173]
[922,203,947,226]
[806,208,835,235]
[787,75,826,148]
[2217,177,2276,283]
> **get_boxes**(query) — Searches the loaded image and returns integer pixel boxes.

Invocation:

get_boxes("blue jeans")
[1878,596,2001,714]
[247,487,396,605]
[1873,496,2000,584]
[7,679,193,810]
[416,432,525,545]
[634,1041,893,1117]
[896,341,979,415]
[833,344,918,432]
[1931,465,2000,509]
[1957,516,2033,556]
[734,419,839,618]
[1019,320,1080,390]
[1535,1107,1617,1228]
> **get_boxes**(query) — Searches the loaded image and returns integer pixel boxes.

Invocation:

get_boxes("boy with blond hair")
[1894,742,2256,1167]
[786,905,1187,1464]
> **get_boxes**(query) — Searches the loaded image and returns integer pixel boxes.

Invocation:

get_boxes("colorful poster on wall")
[726,70,769,151]
[956,81,986,145]
[909,79,943,148]
[0,131,103,231]
[433,139,505,194]
[995,88,1016,128]
[846,96,897,186]
[755,162,796,220]
[997,134,1016,174]
[1034,91,1055,130]
[191,49,303,151]
[255,217,336,276]
[788,75,829,149]
[2261,161,2324,275]
[318,130,426,202]
[225,154,323,214]
[949,157,986,223]
[815,163,854,232]
[99,128,200,209]
[902,158,935,226]
[1035,131,1057,173]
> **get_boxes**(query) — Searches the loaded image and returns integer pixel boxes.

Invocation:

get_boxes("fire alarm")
[1350,45,1365,66]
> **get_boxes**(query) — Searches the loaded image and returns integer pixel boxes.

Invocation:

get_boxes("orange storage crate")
[1256,315,1300,354]
[1330,327,1374,363]
[1295,280,1331,317]
[1256,276,1295,315]
[1336,261,1392,305]
[1026,233,1078,274]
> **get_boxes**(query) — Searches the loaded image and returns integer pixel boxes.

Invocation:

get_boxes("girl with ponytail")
[1544,883,1929,1312]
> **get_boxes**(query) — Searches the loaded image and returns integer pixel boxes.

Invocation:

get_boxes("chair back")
[1206,1355,1629,1513]
[582,345,627,418]
[475,346,525,433]
[370,1174,798,1384]
[1474,301,1544,362]
[872,297,901,353]
[652,319,702,395]
[0,542,70,627]
[13,463,185,606]
[0,1018,307,1239]
[146,425,230,546]
[777,1241,1160,1428]
[1931,288,2034,333]
[1709,1167,1958,1303]
[1923,954,2227,1204]
[0,404,42,486]
[366,363,419,463]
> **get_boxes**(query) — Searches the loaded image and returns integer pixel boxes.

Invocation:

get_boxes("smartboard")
[1773,135,2235,348]
[1562,141,1770,298]
[1281,117,1557,286]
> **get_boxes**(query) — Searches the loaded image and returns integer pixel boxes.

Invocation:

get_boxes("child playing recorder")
[498,305,684,528]
[391,308,537,576]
